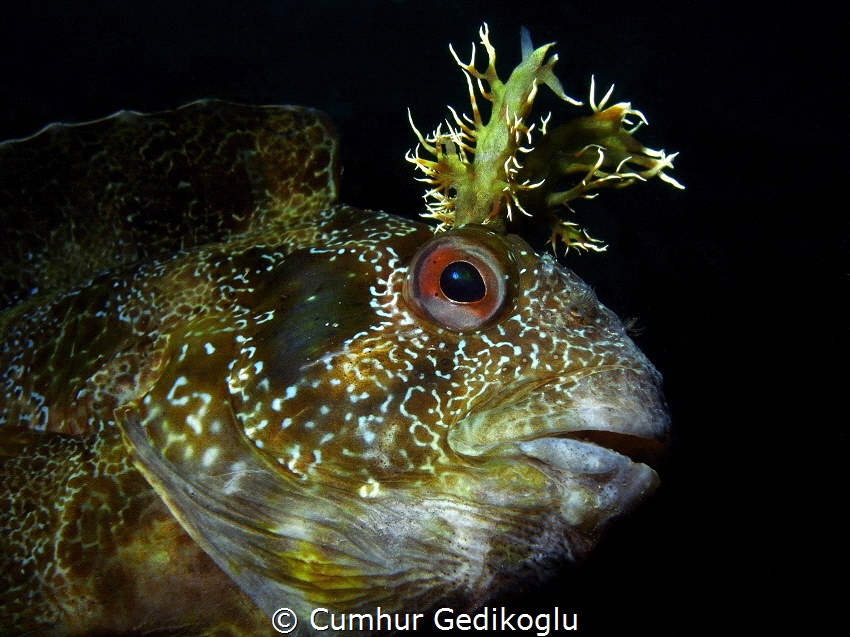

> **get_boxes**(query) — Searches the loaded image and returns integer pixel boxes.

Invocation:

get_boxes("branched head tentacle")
[407,23,683,250]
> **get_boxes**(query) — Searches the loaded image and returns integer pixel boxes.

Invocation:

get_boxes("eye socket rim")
[403,226,518,332]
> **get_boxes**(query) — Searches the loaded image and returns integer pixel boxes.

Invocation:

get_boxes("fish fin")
[1,101,340,305]
[117,398,393,617]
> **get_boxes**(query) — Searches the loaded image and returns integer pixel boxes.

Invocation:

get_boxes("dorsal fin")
[0,100,339,309]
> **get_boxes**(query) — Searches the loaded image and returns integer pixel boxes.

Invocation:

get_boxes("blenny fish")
[0,25,680,636]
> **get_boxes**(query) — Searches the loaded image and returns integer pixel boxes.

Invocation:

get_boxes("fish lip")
[523,428,668,470]
[507,435,662,538]
[449,365,669,454]
[475,430,665,477]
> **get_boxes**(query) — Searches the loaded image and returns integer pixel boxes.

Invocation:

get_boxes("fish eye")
[439,261,486,302]
[403,226,517,331]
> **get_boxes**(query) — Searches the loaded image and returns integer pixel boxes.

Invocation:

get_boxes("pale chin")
[517,436,660,532]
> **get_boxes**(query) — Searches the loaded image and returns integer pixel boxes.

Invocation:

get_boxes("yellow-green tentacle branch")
[407,24,683,251]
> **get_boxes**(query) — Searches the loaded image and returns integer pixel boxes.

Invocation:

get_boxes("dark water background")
[1,1,844,634]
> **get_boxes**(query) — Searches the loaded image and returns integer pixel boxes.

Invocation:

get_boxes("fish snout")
[447,365,669,538]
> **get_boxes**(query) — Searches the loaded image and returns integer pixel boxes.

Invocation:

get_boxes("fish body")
[0,100,668,635]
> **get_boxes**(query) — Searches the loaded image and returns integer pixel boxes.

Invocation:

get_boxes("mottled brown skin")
[0,428,266,636]
[1,102,338,635]
[0,101,338,310]
[0,101,668,636]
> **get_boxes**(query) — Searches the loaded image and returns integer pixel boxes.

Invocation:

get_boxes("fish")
[0,25,678,636]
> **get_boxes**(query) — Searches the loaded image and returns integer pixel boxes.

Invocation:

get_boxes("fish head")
[122,206,668,616]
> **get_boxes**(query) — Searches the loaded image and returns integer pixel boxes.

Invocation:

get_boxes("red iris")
[403,226,517,331]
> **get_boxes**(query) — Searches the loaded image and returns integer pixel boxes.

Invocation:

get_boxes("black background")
[1,1,844,634]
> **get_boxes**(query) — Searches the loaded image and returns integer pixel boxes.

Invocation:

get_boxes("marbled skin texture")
[0,101,668,636]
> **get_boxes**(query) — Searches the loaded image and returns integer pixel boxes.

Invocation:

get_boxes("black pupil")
[439,261,486,302]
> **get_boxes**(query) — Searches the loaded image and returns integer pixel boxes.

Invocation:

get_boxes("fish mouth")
[449,365,669,461]
[447,366,669,531]
[523,428,667,469]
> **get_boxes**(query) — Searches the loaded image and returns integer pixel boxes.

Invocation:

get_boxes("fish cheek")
[249,248,376,389]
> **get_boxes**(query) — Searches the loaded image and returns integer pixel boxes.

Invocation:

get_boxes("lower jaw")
[435,442,659,539]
